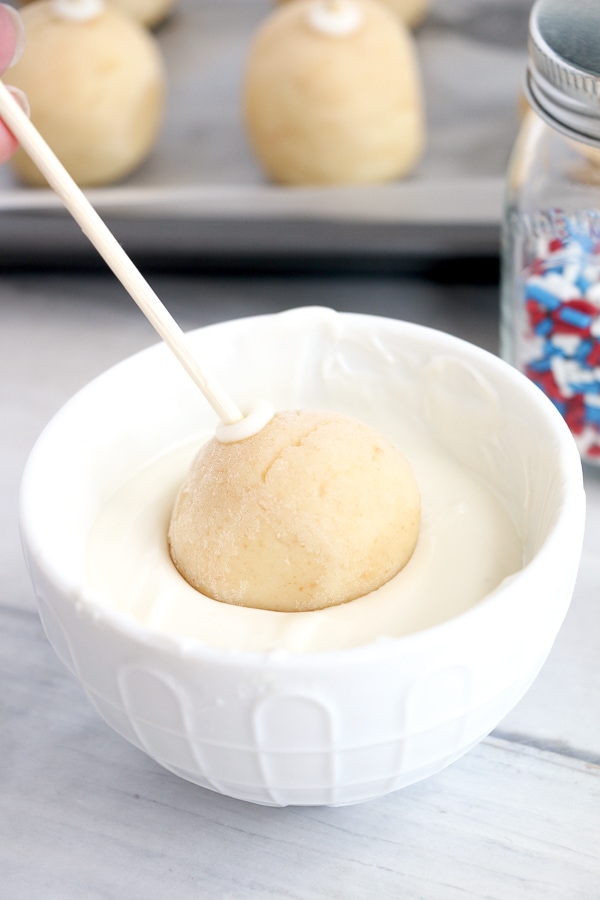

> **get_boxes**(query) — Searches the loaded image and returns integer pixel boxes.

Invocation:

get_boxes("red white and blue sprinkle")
[520,228,600,460]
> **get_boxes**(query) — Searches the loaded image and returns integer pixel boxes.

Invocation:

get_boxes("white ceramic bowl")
[20,307,585,807]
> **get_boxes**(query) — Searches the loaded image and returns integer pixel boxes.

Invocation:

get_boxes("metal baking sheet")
[0,0,531,261]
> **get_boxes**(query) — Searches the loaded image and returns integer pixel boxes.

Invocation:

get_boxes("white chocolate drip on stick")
[51,0,105,21]
[0,80,251,430]
[215,401,275,443]
[307,0,364,37]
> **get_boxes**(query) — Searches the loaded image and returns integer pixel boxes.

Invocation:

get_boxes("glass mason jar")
[500,0,600,465]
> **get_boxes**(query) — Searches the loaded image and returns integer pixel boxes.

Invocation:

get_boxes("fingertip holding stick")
[0,79,270,436]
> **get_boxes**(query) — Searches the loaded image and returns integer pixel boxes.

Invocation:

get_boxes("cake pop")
[9,0,165,186]
[243,0,425,185]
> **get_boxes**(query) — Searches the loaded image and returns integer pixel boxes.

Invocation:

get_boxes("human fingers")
[0,5,26,162]
[0,4,25,74]
[0,85,28,162]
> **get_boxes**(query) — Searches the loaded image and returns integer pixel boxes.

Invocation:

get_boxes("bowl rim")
[19,307,586,669]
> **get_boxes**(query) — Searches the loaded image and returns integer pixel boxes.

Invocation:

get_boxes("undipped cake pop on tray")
[9,0,165,186]
[243,0,425,185]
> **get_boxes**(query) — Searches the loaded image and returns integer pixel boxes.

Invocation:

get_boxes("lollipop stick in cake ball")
[0,75,421,614]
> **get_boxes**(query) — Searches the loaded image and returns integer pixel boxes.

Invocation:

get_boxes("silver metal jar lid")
[525,0,600,147]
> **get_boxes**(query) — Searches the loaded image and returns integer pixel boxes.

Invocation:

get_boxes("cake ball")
[243,0,425,185]
[9,0,165,186]
[168,409,421,613]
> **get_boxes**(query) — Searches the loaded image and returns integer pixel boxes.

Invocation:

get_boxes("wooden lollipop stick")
[0,80,244,426]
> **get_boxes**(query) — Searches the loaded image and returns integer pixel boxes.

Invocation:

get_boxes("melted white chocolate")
[215,400,275,444]
[52,0,104,22]
[84,426,523,654]
[307,0,364,37]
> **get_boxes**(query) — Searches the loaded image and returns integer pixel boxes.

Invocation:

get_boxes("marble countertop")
[1,270,599,898]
